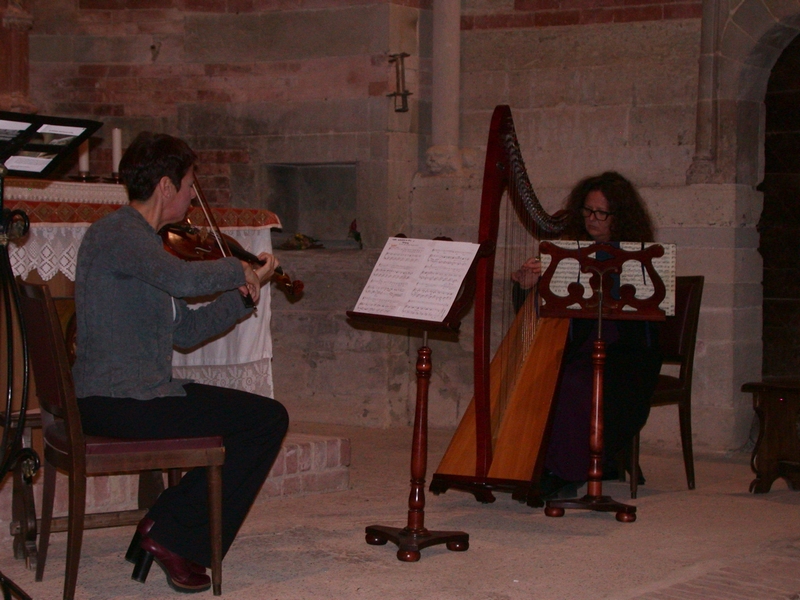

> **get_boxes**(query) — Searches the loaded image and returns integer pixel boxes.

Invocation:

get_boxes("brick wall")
[29,0,427,229]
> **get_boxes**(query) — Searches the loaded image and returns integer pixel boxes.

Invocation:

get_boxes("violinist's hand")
[240,262,261,305]
[253,253,279,283]
[511,257,542,290]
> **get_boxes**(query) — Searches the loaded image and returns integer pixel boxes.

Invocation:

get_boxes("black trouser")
[78,383,289,567]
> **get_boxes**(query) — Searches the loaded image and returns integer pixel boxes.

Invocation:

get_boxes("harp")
[429,105,570,506]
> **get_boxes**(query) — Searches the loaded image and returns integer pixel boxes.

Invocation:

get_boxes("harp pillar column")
[425,0,461,174]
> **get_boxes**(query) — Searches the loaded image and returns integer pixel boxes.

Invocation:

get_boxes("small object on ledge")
[103,173,122,184]
[348,219,363,249]
[278,233,323,250]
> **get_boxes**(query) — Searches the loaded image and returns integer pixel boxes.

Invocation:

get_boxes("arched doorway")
[759,33,800,380]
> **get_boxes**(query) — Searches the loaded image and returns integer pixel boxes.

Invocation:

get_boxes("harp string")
[491,172,541,447]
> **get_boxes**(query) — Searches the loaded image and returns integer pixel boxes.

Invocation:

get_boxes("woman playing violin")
[72,132,289,593]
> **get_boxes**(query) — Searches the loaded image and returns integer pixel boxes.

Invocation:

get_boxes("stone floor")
[1,421,799,600]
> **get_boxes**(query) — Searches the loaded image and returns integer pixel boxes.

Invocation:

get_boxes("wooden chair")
[624,275,704,499]
[17,280,225,600]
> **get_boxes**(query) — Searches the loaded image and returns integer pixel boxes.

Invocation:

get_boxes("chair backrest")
[660,275,704,381]
[17,280,84,444]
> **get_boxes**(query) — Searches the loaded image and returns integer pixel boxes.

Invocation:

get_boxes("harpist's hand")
[511,257,542,290]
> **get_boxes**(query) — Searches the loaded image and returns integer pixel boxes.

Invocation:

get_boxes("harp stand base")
[364,337,469,561]
[544,338,637,523]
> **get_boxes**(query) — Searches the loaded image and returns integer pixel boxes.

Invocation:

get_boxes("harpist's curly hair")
[560,171,655,243]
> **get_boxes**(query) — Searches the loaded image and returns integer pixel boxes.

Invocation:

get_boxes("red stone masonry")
[463,0,702,30]
[79,0,430,11]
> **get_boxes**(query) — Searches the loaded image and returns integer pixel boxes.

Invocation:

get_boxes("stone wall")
[21,0,799,454]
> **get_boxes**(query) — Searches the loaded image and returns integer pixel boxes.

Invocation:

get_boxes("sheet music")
[353,237,480,322]
[540,241,676,315]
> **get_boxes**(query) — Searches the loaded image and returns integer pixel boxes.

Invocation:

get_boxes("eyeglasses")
[581,206,614,221]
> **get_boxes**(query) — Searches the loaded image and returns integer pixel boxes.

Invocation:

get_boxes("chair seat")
[44,422,223,456]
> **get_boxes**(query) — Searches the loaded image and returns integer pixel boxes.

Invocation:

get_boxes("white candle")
[78,140,90,173]
[112,128,122,174]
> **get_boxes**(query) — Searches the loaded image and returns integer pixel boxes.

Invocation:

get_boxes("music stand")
[346,236,490,561]
[0,111,101,598]
[536,240,671,523]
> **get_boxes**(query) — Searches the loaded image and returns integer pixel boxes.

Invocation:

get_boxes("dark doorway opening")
[759,33,800,379]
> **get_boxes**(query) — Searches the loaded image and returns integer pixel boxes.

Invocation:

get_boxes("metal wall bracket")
[387,53,412,113]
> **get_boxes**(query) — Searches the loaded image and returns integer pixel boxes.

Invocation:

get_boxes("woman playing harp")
[512,171,663,499]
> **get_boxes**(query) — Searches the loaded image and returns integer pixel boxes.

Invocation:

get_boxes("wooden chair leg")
[11,433,38,569]
[63,473,87,600]
[35,460,57,582]
[630,433,640,499]
[168,468,183,488]
[678,401,695,490]
[207,464,223,596]
[137,471,165,509]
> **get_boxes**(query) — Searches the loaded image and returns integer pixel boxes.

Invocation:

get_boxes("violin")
[160,181,304,301]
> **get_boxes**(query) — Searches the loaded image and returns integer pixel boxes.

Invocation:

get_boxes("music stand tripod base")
[545,494,636,523]
[365,525,469,562]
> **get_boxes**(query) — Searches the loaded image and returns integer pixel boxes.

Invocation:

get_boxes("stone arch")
[689,0,800,185]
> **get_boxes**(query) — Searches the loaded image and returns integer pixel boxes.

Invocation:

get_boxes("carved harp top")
[471,105,568,476]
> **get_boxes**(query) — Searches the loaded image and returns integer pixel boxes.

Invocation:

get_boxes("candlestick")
[112,128,122,174]
[78,140,90,174]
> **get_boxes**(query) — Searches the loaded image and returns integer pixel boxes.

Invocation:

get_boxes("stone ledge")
[0,433,350,547]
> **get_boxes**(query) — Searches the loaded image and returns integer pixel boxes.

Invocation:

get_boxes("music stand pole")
[365,330,470,560]
[544,276,636,522]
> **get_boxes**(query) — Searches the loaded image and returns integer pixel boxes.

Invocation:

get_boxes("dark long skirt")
[544,319,661,482]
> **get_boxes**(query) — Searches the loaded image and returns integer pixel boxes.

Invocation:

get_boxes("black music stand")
[536,240,670,522]
[346,237,490,561]
[0,111,101,598]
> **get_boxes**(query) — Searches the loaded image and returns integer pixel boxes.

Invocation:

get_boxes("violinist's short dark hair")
[119,132,197,202]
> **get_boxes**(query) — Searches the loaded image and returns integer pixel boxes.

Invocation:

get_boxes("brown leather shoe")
[132,535,211,593]
[127,517,207,575]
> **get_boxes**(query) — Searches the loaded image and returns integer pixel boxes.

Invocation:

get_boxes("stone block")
[29,35,73,62]
[731,0,781,54]
[297,442,313,472]
[185,7,386,63]
[73,35,155,64]
[284,445,298,475]
[630,104,696,148]
[462,69,509,112]
[388,4,424,57]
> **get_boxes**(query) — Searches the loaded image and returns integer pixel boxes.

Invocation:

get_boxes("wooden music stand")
[535,241,670,523]
[346,238,490,561]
